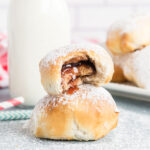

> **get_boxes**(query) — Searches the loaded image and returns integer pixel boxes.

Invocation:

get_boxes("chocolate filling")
[61,60,96,92]
[62,60,96,71]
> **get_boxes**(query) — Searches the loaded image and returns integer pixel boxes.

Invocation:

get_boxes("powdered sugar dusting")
[30,85,117,132]
[73,67,78,73]
[40,44,107,67]
[33,84,117,116]
[111,45,150,89]
[29,84,117,133]
[123,46,150,89]
[28,96,51,133]
[1,102,150,149]
[113,53,130,68]
[108,13,150,34]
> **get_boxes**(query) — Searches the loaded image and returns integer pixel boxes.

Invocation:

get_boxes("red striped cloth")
[0,33,8,88]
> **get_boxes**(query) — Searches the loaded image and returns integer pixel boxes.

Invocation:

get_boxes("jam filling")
[67,87,79,95]
[61,60,96,92]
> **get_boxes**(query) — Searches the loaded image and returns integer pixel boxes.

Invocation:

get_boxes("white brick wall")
[1,0,150,41]
[67,0,104,5]
[107,0,150,5]
[66,0,150,41]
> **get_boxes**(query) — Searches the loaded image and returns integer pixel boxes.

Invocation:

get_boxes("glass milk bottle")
[8,0,70,106]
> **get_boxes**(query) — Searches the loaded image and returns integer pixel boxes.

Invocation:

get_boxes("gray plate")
[104,83,150,102]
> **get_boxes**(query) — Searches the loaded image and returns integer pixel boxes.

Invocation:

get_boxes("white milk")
[8,0,70,106]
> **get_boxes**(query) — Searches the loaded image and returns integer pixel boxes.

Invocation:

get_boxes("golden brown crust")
[112,64,126,83]
[106,15,150,55]
[102,43,127,83]
[30,85,119,141]
[39,44,114,95]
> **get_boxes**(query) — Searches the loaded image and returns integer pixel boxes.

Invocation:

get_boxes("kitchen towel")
[0,33,8,88]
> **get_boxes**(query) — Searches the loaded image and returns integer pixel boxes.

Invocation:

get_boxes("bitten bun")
[29,85,119,141]
[106,14,150,55]
[39,44,114,95]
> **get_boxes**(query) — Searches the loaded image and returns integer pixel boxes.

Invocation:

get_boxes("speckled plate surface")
[103,83,150,102]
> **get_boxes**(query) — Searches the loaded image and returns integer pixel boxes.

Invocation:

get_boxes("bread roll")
[29,84,119,141]
[39,44,114,95]
[101,43,126,82]
[112,64,126,82]
[106,14,150,55]
[111,53,130,82]
[123,46,150,89]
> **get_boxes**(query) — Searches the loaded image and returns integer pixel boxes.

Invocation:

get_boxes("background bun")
[106,14,150,55]
[112,64,126,82]
[30,84,119,141]
[123,46,150,89]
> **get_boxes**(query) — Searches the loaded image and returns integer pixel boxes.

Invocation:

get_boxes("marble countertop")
[0,88,150,150]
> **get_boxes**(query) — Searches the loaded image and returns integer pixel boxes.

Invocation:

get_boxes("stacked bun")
[29,44,119,141]
[106,14,150,89]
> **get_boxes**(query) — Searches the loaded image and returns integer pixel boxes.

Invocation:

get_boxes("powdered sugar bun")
[29,84,119,141]
[106,14,150,55]
[123,46,150,89]
[39,44,114,95]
